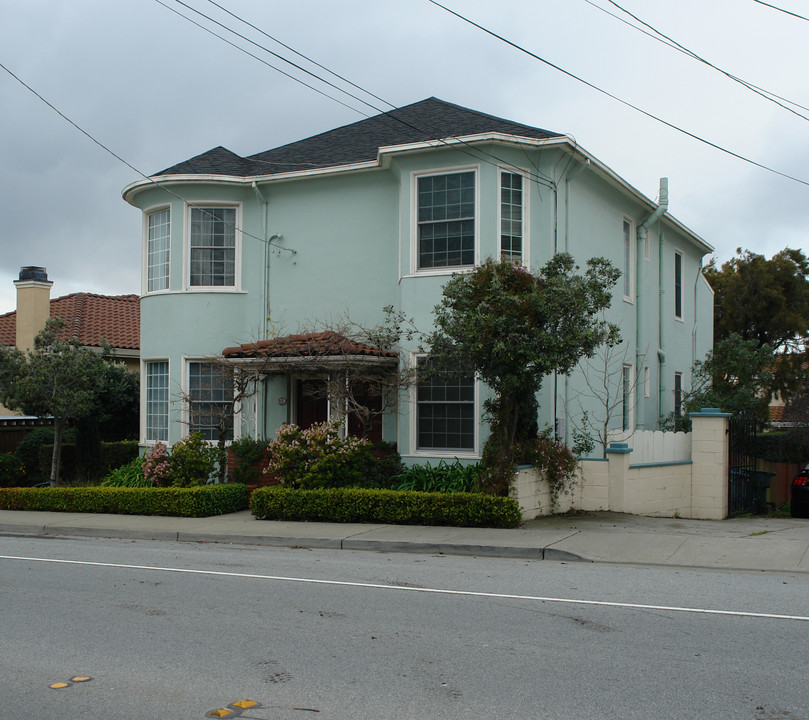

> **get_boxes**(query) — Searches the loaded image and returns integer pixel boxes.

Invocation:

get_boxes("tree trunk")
[50,417,64,486]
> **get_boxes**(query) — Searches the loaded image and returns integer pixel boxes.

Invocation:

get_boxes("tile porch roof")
[0,293,140,350]
[222,332,397,360]
[155,97,563,177]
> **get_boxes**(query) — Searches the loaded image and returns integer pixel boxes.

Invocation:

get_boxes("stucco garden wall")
[512,409,730,520]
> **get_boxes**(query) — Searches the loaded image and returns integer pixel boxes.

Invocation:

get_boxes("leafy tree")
[705,247,809,352]
[426,256,620,492]
[0,319,107,485]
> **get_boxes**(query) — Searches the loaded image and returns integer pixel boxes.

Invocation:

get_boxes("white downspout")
[637,178,668,429]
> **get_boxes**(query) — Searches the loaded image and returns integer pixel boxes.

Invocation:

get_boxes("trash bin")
[753,470,774,514]
[791,467,809,518]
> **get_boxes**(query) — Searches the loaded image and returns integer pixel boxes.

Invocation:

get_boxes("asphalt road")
[1,534,808,720]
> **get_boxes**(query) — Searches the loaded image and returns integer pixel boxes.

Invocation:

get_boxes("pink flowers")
[142,442,172,487]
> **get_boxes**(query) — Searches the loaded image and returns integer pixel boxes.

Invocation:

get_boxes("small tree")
[0,319,107,485]
[426,256,620,491]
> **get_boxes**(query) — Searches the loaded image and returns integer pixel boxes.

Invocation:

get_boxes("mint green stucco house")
[123,98,713,461]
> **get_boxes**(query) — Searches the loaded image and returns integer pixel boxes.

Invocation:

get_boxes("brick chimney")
[14,266,53,351]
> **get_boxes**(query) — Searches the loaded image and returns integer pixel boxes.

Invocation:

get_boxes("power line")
[427,0,809,189]
[156,0,558,187]
[602,0,809,123]
[753,0,809,22]
[582,0,809,115]
[0,60,291,254]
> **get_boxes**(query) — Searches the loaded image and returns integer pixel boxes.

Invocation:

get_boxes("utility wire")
[160,0,558,187]
[753,0,809,22]
[0,60,291,253]
[583,0,809,115]
[428,0,809,188]
[603,0,809,123]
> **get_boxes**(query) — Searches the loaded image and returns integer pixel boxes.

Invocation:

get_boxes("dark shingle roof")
[155,98,563,178]
[0,293,140,350]
[222,332,397,359]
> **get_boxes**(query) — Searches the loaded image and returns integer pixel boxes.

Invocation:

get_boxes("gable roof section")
[0,293,140,350]
[155,98,564,177]
[222,332,397,360]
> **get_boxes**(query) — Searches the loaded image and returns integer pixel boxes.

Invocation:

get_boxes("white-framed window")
[145,360,169,442]
[622,363,634,432]
[146,208,170,292]
[674,250,683,319]
[415,169,477,271]
[188,205,238,288]
[187,360,234,441]
[499,170,526,264]
[622,218,634,302]
[674,371,683,416]
[644,365,651,398]
[414,356,476,452]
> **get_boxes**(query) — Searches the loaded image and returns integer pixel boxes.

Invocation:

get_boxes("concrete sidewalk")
[1,508,809,573]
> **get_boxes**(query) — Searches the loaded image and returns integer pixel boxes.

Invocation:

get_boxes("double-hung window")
[622,363,633,432]
[145,361,169,442]
[417,171,475,269]
[188,361,234,441]
[674,251,683,319]
[416,358,475,451]
[500,171,524,264]
[146,209,170,292]
[674,372,683,416]
[623,218,634,301]
[189,207,236,287]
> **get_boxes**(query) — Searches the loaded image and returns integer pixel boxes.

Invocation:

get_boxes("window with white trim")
[644,365,651,398]
[623,218,634,301]
[146,209,170,292]
[189,207,236,287]
[674,371,683,416]
[622,363,634,431]
[416,358,475,451]
[417,171,475,269]
[674,250,683,319]
[500,171,523,264]
[188,361,234,441]
[145,361,169,442]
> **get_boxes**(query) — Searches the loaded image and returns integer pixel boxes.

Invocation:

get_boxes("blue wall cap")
[689,408,731,418]
[605,442,632,454]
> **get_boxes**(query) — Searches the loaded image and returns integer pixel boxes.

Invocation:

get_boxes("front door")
[295,379,328,430]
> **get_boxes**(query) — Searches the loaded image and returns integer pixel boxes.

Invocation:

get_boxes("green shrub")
[0,484,249,517]
[102,456,149,487]
[14,426,55,483]
[0,453,27,488]
[265,422,376,489]
[393,459,481,493]
[250,486,522,528]
[168,433,221,486]
[228,437,268,484]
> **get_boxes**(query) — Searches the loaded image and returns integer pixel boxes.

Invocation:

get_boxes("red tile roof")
[0,293,140,350]
[223,331,397,359]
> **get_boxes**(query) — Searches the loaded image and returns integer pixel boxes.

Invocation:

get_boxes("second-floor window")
[189,207,236,287]
[674,251,683,319]
[623,218,634,301]
[417,171,475,269]
[147,209,170,292]
[500,171,523,264]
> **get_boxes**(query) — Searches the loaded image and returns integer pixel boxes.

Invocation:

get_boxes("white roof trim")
[123,132,712,252]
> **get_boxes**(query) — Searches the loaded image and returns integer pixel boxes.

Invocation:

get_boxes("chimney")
[14,266,53,351]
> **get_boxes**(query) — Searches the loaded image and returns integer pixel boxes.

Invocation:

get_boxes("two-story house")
[123,97,713,460]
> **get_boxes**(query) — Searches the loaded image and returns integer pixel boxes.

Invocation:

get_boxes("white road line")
[3,554,808,622]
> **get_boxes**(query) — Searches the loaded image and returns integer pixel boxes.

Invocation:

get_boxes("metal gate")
[728,412,759,515]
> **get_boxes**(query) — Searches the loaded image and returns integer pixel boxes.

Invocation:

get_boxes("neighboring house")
[123,97,713,460]
[0,266,140,371]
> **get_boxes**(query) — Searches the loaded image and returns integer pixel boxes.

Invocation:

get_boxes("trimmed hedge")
[0,484,249,517]
[250,486,522,528]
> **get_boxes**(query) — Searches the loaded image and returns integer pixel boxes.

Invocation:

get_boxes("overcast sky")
[2,0,808,314]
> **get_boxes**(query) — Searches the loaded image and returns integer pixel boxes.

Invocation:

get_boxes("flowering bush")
[142,442,173,487]
[265,421,375,489]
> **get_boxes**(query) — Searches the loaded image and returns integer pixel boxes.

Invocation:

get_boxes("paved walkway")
[1,509,809,573]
